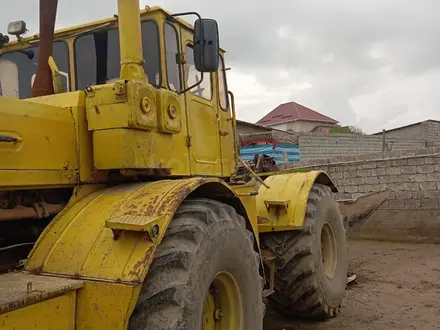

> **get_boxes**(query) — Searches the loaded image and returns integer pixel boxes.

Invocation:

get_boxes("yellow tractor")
[0,1,387,329]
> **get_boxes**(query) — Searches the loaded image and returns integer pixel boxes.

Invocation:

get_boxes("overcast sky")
[1,1,439,133]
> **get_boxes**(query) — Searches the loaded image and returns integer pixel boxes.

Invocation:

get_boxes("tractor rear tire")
[261,183,348,319]
[128,198,264,330]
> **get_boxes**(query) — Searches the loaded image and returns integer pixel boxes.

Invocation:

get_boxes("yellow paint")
[179,29,223,176]
[256,171,335,232]
[0,292,77,330]
[0,96,76,175]
[76,281,140,330]
[48,56,65,94]
[29,91,102,183]
[233,183,260,245]
[92,128,177,171]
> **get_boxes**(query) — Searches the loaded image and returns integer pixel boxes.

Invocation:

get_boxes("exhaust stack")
[31,0,58,97]
[117,0,146,82]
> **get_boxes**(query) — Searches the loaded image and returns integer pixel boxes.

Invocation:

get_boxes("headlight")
[7,21,27,36]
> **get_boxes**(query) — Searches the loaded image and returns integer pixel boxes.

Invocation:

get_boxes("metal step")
[0,271,83,315]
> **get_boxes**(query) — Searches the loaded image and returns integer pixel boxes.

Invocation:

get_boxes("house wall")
[236,122,271,135]
[379,123,424,139]
[269,120,335,133]
[377,120,440,141]
[268,123,288,131]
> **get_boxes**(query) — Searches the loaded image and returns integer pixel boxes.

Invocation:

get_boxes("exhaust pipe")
[31,0,58,97]
[117,0,146,82]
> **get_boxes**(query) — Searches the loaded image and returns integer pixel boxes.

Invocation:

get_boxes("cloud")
[1,0,440,133]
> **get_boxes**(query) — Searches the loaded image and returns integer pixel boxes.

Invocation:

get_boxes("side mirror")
[193,18,219,72]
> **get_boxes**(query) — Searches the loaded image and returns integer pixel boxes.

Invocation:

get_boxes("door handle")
[0,135,19,143]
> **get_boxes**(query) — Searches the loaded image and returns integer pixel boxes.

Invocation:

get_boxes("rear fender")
[256,171,337,233]
[26,177,255,284]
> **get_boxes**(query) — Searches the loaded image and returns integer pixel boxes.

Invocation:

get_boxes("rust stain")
[257,216,270,224]
[30,266,43,275]
[157,184,193,216]
[128,245,155,282]
[145,204,155,216]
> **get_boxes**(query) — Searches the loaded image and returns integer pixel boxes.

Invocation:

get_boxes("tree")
[330,125,365,135]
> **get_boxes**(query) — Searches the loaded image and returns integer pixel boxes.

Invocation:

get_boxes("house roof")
[371,119,440,135]
[256,101,339,126]
[236,120,273,132]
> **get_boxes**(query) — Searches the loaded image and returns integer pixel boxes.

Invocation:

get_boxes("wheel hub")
[321,222,338,279]
[202,271,243,329]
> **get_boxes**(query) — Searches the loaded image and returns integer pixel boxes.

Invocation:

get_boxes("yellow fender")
[24,177,254,329]
[257,170,337,233]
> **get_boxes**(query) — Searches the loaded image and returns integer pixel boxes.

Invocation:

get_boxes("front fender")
[257,170,337,233]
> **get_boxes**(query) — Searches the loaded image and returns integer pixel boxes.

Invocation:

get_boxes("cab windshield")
[74,20,161,89]
[0,41,69,99]
[0,19,162,99]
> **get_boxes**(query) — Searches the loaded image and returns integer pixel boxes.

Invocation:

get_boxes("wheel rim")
[321,222,338,279]
[202,271,244,330]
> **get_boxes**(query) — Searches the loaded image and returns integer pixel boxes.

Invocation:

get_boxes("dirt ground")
[263,239,440,330]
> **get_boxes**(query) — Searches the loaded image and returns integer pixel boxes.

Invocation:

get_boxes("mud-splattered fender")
[256,170,337,233]
[26,177,254,282]
[23,177,256,329]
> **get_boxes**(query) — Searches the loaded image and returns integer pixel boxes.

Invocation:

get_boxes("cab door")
[180,29,222,176]
[217,54,236,176]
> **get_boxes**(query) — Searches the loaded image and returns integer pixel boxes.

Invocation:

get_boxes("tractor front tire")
[128,198,264,330]
[261,183,348,319]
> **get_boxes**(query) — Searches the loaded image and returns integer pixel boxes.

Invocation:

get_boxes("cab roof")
[3,6,225,52]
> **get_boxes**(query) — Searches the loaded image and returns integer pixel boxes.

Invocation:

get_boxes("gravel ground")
[263,239,440,330]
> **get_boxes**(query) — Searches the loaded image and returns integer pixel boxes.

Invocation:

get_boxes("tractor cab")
[0,7,236,177]
[0,8,228,102]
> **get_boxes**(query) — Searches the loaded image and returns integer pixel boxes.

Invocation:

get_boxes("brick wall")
[297,132,426,162]
[283,147,440,242]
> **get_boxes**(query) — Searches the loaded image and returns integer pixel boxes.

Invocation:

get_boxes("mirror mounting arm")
[168,11,205,95]
[177,72,204,95]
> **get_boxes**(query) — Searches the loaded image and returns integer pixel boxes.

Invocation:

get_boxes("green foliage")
[330,125,365,135]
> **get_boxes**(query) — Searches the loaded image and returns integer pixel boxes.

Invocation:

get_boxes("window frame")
[184,43,213,101]
[141,20,162,88]
[0,39,70,98]
[73,19,162,90]
[163,21,182,93]
[217,54,228,111]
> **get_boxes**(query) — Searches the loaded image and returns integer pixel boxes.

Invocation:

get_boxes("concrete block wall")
[283,147,440,242]
[425,120,440,141]
[297,132,426,161]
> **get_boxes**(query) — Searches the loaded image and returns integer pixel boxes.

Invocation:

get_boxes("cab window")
[164,22,181,92]
[0,41,69,99]
[185,44,212,100]
[218,55,228,110]
[75,20,161,89]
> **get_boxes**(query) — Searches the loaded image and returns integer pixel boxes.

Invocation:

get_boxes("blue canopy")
[240,144,300,164]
